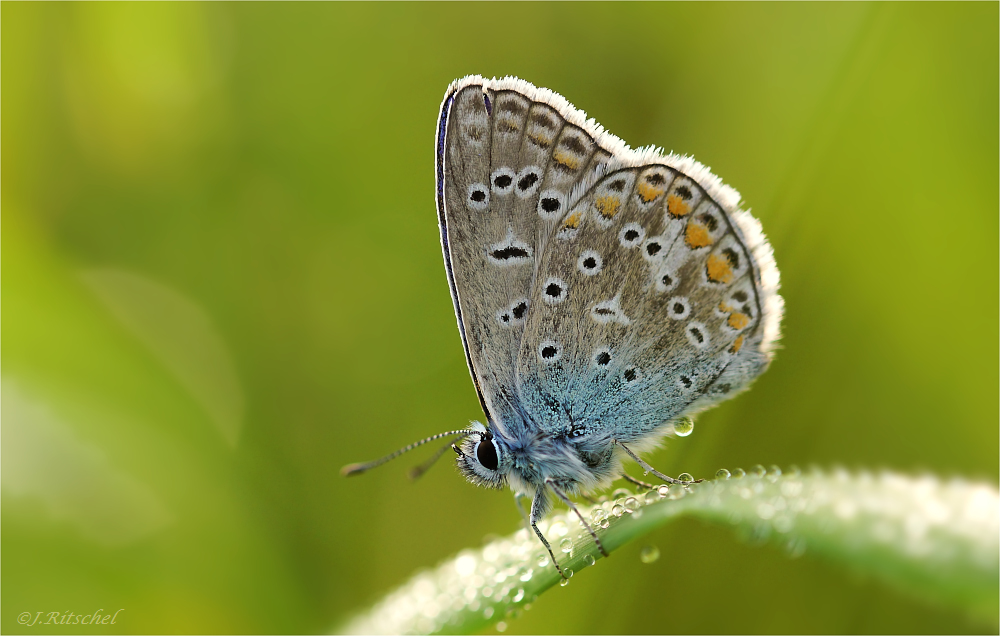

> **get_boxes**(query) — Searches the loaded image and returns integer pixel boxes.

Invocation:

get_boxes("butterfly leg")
[514,492,532,535]
[621,473,656,490]
[529,489,566,580]
[614,439,703,485]
[546,480,609,558]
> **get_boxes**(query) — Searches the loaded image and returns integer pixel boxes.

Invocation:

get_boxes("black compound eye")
[476,435,499,471]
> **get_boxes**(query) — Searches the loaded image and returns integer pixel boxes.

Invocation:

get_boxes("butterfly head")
[455,421,511,490]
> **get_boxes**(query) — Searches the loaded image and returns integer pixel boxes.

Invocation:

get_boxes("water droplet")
[731,467,746,479]
[559,538,573,554]
[673,416,694,437]
[483,607,495,619]
[612,487,632,500]
[519,569,533,582]
[624,496,639,513]
[716,468,731,480]
[496,620,508,632]
[611,503,625,517]
[657,485,670,497]
[751,464,766,478]
[583,554,596,566]
[678,472,694,483]
[536,554,549,568]
[512,588,525,603]
[564,568,574,578]
[639,545,661,563]
[482,587,494,598]
[786,464,802,478]
[768,465,782,482]
[591,508,607,523]
[644,490,659,504]
[599,517,610,529]
[559,578,570,587]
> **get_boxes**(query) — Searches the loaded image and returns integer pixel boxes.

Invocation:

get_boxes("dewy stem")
[340,468,999,635]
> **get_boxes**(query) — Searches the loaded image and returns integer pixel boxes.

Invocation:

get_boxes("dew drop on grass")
[496,620,508,632]
[624,496,639,513]
[731,467,746,479]
[559,538,573,554]
[639,545,661,564]
[673,416,695,437]
[751,464,766,478]
[716,468,731,480]
[583,554,596,566]
[678,472,694,483]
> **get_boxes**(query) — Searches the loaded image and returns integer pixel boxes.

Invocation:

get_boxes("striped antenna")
[340,429,474,477]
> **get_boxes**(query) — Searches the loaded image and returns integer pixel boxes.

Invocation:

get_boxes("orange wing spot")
[562,210,583,229]
[667,195,691,217]
[594,195,622,219]
[637,181,665,203]
[706,253,735,284]
[718,301,735,313]
[685,222,713,248]
[553,150,582,170]
[728,335,744,354]
[728,312,750,331]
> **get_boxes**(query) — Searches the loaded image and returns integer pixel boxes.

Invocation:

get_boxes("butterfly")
[344,76,783,578]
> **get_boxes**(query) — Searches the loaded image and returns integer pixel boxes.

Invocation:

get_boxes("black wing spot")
[494,174,513,189]
[680,375,693,388]
[608,179,626,192]
[732,290,749,303]
[672,302,685,315]
[646,242,662,256]
[498,100,525,115]
[483,94,493,116]
[661,274,673,287]
[596,351,611,366]
[560,135,587,154]
[470,189,487,203]
[541,345,559,359]
[541,198,561,213]
[697,212,718,232]
[676,185,693,200]
[689,326,704,344]
[624,367,639,382]
[545,283,563,297]
[721,247,740,268]
[518,172,539,191]
[624,229,639,241]
[531,113,556,129]
[499,313,510,323]
[583,257,597,269]
[645,173,666,185]
[512,302,528,319]
[491,246,529,260]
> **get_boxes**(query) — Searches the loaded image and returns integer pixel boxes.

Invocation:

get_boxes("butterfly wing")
[437,77,615,438]
[438,76,782,448]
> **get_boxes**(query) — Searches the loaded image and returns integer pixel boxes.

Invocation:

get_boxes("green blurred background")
[3,3,997,634]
